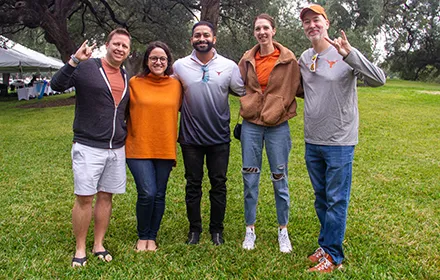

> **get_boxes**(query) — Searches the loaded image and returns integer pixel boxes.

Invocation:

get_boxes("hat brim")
[300,7,327,20]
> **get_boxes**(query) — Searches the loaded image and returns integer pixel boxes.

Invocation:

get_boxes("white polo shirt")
[173,49,244,146]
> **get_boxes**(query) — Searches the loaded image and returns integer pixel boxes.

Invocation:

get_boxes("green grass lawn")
[0,79,439,279]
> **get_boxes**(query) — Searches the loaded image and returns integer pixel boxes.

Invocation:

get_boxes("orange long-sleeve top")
[125,74,182,160]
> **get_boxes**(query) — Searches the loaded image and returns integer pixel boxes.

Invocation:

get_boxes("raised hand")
[73,40,97,62]
[325,30,352,58]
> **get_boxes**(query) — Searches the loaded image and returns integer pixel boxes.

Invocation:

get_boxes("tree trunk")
[40,12,77,62]
[3,73,10,86]
[13,0,78,63]
[125,51,144,78]
[200,0,220,31]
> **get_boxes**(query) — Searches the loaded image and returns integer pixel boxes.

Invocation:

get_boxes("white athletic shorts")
[71,142,126,196]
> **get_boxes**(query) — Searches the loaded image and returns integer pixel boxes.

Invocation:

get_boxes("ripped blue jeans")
[241,120,292,226]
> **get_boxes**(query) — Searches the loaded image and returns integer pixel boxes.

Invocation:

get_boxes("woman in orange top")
[238,14,302,253]
[126,41,182,251]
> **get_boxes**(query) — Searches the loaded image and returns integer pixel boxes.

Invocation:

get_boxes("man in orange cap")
[300,3,328,20]
[298,3,386,273]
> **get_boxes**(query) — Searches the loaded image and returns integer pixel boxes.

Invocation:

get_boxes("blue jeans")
[241,120,291,226]
[180,143,230,233]
[305,143,355,265]
[126,159,174,241]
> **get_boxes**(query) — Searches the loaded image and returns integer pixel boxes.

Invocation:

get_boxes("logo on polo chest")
[324,59,338,68]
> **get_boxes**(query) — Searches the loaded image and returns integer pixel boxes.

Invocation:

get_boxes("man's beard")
[306,29,324,43]
[192,41,214,53]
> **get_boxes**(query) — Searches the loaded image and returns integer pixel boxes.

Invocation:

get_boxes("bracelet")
[70,54,80,64]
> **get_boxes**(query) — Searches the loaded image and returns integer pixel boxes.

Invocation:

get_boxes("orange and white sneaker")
[307,247,325,263]
[308,253,343,273]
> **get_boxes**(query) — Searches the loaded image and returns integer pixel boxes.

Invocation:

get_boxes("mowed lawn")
[0,79,439,279]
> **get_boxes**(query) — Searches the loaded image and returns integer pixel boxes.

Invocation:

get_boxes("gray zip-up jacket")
[51,58,129,149]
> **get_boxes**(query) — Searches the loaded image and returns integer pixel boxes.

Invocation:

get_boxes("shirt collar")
[190,48,218,66]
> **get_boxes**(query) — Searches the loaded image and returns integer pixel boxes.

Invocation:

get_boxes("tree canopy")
[0,0,439,81]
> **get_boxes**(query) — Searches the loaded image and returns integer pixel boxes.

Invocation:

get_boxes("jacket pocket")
[240,92,263,120]
[260,94,286,125]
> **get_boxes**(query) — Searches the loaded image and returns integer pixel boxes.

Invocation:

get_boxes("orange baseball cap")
[300,4,328,21]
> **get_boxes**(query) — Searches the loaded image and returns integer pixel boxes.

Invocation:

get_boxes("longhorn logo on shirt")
[216,71,223,76]
[324,59,338,68]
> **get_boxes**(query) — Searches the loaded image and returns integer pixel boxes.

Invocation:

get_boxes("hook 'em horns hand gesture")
[325,30,352,58]
[69,40,97,66]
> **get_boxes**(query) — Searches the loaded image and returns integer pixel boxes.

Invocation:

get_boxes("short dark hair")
[138,41,174,77]
[106,28,131,43]
[253,13,276,29]
[192,21,216,36]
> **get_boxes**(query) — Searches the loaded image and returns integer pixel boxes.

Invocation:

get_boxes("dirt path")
[16,96,76,108]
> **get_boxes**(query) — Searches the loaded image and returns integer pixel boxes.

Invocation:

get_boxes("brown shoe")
[308,253,343,273]
[307,247,325,263]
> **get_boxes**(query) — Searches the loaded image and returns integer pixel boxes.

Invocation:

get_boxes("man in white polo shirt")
[173,21,244,246]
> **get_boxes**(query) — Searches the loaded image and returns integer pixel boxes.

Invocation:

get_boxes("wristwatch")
[70,54,80,64]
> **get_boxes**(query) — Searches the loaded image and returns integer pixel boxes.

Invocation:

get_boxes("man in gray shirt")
[173,21,244,246]
[298,4,386,273]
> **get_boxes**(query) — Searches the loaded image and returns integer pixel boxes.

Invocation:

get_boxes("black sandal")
[71,256,87,267]
[94,250,112,262]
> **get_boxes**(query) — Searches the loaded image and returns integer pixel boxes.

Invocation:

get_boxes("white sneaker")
[242,227,256,250]
[278,228,292,253]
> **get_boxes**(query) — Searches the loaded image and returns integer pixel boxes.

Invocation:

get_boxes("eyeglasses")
[310,54,318,72]
[201,65,209,83]
[149,56,168,63]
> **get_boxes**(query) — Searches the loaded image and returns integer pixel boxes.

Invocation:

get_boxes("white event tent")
[0,35,64,73]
